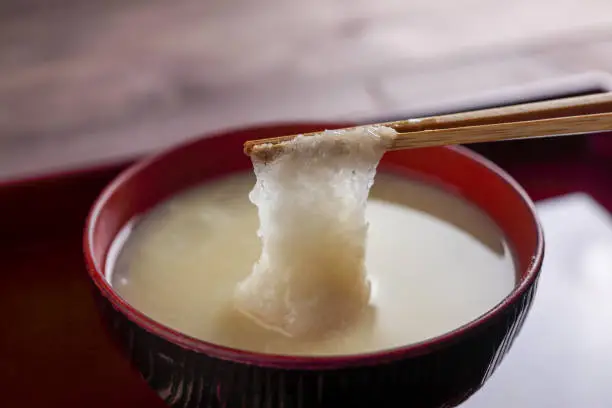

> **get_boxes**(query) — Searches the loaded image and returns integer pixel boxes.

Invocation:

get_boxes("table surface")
[4,0,612,179]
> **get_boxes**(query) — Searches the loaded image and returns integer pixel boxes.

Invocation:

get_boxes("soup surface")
[108,172,516,356]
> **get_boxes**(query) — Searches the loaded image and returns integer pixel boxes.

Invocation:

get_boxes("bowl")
[84,122,544,408]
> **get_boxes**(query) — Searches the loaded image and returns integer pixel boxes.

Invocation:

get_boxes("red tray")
[1,139,611,408]
[1,161,166,408]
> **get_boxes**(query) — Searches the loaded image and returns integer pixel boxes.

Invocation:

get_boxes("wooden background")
[3,0,612,179]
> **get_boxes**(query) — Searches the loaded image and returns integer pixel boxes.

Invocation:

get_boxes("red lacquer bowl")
[84,123,544,408]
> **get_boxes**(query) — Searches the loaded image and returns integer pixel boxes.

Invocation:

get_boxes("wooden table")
[3,0,612,179]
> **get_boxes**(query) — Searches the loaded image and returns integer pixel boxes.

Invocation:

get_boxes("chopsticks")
[243,93,612,155]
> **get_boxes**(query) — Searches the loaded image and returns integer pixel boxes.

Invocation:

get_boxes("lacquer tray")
[2,81,612,408]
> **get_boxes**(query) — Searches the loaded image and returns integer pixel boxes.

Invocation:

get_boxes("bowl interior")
[85,122,543,366]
